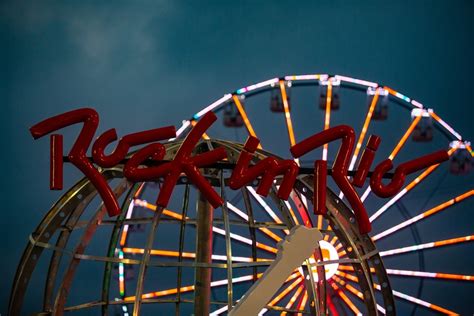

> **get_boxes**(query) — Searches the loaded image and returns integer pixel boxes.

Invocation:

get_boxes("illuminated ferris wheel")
[9,74,473,316]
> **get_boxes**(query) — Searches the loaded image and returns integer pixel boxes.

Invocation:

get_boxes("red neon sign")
[30,108,449,234]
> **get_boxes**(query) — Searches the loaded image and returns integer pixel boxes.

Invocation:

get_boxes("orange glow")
[466,144,473,157]
[383,86,397,96]
[135,199,184,220]
[119,280,125,296]
[317,215,323,230]
[331,283,362,315]
[330,236,338,245]
[279,80,297,147]
[322,81,332,160]
[125,273,265,302]
[373,283,458,315]
[333,275,363,299]
[402,147,458,194]
[434,235,474,247]
[337,250,347,257]
[387,269,474,281]
[232,95,261,148]
[380,235,474,257]
[336,270,359,282]
[268,276,304,306]
[428,305,459,315]
[256,242,278,253]
[134,182,146,198]
[259,227,282,242]
[190,120,210,140]
[122,247,273,263]
[287,204,300,226]
[423,190,473,218]
[389,115,421,160]
[120,230,128,247]
[351,89,380,167]
[297,290,308,314]
[281,284,305,315]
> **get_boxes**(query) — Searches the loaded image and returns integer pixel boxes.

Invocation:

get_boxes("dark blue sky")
[1,1,473,314]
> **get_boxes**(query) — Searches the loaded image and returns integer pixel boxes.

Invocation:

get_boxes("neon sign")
[30,108,449,234]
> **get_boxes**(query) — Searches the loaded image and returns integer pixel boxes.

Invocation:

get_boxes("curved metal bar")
[9,168,122,316]
[52,179,129,315]
[175,183,190,315]
[44,182,99,313]
[100,182,142,315]
[295,176,393,316]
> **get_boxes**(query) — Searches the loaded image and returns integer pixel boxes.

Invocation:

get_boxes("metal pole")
[194,191,213,315]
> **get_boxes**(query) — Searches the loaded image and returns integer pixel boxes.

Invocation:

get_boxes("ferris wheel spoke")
[247,186,289,234]
[209,272,302,315]
[283,199,300,225]
[330,282,363,315]
[338,89,381,199]
[339,264,474,282]
[332,275,386,314]
[296,290,309,315]
[336,270,360,282]
[121,247,271,263]
[322,81,332,161]
[133,197,279,253]
[190,120,211,140]
[134,198,186,220]
[320,268,463,315]
[369,146,460,223]
[232,95,261,148]
[379,235,474,257]
[125,273,265,302]
[212,226,278,254]
[278,80,297,148]
[337,249,347,258]
[360,115,422,203]
[266,275,305,310]
[386,269,474,282]
[227,201,282,242]
[119,183,147,247]
[372,190,474,241]
[280,284,306,315]
[373,284,459,315]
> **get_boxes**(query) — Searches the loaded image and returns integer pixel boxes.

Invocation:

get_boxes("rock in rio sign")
[30,108,448,234]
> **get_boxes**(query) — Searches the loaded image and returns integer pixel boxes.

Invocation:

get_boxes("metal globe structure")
[10,74,474,315]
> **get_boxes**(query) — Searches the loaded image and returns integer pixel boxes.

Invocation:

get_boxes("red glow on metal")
[370,150,449,198]
[290,125,372,234]
[229,136,298,200]
[125,112,226,208]
[31,108,449,234]
[50,134,63,190]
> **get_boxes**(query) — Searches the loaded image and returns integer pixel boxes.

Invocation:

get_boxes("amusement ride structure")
[9,74,473,315]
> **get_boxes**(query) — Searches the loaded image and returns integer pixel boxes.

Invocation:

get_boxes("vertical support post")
[50,134,63,190]
[194,191,214,315]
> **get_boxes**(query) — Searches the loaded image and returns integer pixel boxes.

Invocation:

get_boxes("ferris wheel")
[9,74,473,316]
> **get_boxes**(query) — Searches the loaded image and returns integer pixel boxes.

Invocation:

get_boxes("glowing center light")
[301,240,339,281]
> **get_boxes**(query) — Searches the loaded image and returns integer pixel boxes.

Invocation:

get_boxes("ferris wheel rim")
[174,73,469,147]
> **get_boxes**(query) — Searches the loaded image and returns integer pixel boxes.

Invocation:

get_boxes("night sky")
[1,1,473,314]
